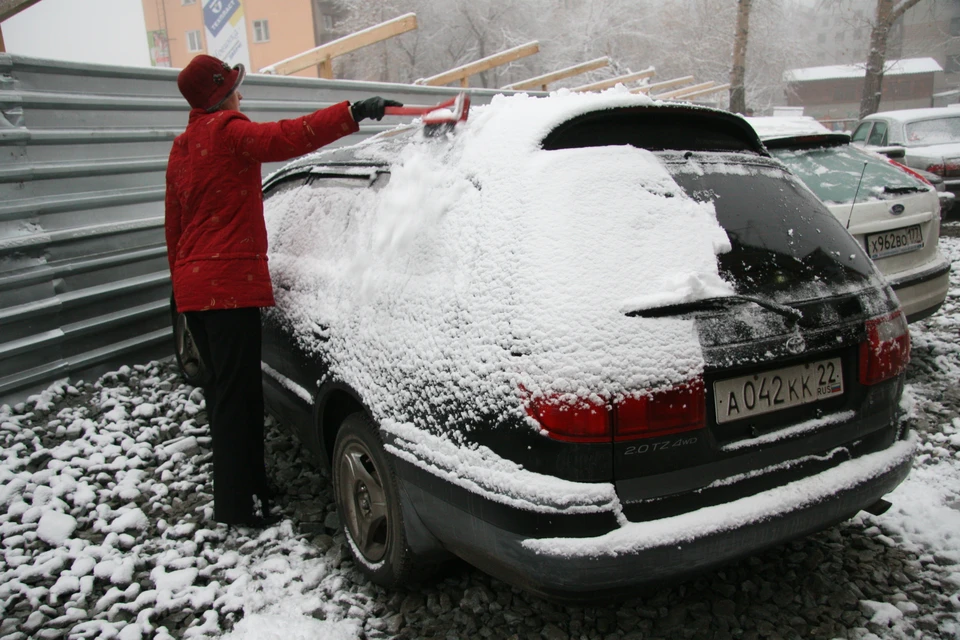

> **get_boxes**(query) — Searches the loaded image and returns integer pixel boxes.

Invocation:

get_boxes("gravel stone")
[323,510,340,531]
[540,623,568,640]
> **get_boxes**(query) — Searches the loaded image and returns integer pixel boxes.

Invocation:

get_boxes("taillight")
[926,162,960,177]
[616,378,705,441]
[525,377,706,443]
[525,395,610,443]
[888,158,932,185]
[859,310,910,385]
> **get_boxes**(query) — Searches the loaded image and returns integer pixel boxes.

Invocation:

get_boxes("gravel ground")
[1,233,959,640]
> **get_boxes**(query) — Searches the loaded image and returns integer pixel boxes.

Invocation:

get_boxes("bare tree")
[859,0,923,118]
[729,0,753,114]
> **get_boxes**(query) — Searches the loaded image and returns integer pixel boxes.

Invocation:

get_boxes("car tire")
[333,412,414,587]
[170,294,209,387]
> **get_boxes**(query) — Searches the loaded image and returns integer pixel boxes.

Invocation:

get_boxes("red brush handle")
[384,97,457,116]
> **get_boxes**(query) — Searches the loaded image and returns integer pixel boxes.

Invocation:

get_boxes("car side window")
[867,122,887,146]
[265,173,375,289]
[851,123,871,143]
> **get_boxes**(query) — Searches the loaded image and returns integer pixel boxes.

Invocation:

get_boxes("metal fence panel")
[0,53,524,403]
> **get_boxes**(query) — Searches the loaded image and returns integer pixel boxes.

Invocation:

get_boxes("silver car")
[851,107,960,204]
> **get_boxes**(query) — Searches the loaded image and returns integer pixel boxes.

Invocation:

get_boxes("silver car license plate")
[713,358,844,424]
[866,224,923,259]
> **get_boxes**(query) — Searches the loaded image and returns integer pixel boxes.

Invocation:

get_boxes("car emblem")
[890,204,905,216]
[785,335,805,354]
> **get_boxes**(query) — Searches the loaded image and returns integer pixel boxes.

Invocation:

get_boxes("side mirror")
[874,145,906,159]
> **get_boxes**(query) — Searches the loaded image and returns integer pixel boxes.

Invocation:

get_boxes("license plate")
[713,358,843,424]
[866,225,923,259]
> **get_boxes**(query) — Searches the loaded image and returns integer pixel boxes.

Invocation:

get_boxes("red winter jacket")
[165,102,359,312]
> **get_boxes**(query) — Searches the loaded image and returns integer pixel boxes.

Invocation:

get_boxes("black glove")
[350,97,403,122]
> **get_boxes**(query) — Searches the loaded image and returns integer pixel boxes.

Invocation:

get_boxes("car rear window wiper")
[883,185,927,194]
[626,295,803,322]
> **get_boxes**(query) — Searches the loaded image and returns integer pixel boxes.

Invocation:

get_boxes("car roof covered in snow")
[746,116,850,149]
[264,90,766,190]
[746,116,832,139]
[860,106,960,123]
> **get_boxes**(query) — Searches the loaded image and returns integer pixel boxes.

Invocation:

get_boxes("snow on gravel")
[1,235,959,640]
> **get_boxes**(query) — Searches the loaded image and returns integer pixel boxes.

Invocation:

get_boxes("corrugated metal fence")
[0,54,515,403]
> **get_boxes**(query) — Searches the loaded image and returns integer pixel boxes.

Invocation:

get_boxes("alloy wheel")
[337,441,389,562]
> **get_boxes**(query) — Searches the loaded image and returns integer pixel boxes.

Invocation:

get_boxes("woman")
[165,54,399,527]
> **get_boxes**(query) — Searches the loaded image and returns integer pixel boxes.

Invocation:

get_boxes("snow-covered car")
[749,116,951,323]
[175,92,916,600]
[851,107,960,204]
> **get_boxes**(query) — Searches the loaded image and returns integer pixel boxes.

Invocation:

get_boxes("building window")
[253,19,270,43]
[817,33,826,43]
[323,14,335,30]
[186,30,203,52]
[951,17,960,37]
[947,54,960,74]
[836,31,846,42]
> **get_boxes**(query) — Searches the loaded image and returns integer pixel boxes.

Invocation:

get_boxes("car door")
[260,171,373,432]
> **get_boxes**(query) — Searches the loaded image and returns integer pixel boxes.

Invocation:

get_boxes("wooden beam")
[671,83,731,101]
[571,67,656,92]
[0,0,42,22]
[501,57,610,91]
[631,75,695,94]
[318,56,333,79]
[415,41,540,87]
[0,23,4,53]
[653,81,717,100]
[261,13,417,76]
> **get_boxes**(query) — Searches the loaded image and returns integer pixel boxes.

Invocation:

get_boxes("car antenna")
[847,160,868,230]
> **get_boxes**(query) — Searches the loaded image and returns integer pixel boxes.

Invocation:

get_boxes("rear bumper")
[394,433,915,601]
[887,256,951,322]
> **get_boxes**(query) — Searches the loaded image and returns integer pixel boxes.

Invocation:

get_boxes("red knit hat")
[177,54,246,112]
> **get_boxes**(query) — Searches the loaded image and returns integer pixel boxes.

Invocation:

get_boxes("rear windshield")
[769,143,928,204]
[904,116,960,146]
[661,153,878,302]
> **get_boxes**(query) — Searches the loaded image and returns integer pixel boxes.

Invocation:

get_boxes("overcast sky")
[4,0,151,67]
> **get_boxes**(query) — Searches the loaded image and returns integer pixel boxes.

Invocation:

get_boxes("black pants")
[186,307,269,524]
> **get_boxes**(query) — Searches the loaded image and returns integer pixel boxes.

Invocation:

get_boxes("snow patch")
[36,510,77,545]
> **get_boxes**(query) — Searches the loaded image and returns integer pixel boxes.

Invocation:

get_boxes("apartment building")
[141,0,347,77]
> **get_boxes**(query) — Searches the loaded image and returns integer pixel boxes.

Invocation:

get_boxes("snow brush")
[385,92,470,133]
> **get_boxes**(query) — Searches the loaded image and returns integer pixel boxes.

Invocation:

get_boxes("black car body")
[255,95,915,600]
